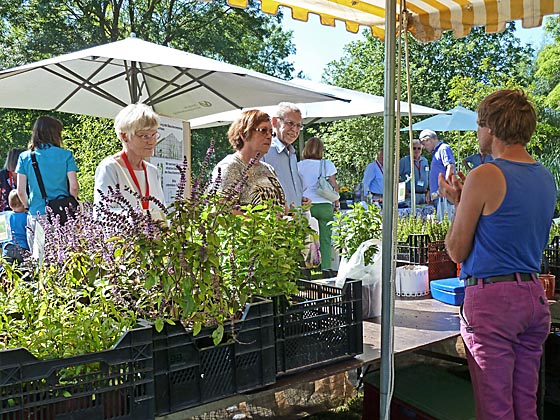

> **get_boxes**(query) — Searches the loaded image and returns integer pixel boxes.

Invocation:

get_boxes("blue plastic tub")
[430,277,465,306]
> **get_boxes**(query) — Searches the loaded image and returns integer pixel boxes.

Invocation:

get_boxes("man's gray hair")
[419,129,438,140]
[275,102,302,119]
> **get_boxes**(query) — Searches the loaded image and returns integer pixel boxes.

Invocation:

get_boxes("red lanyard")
[480,154,486,164]
[8,172,14,189]
[121,151,150,210]
[376,160,384,174]
[414,160,421,174]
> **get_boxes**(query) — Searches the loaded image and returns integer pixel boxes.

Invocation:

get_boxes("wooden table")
[158,297,461,420]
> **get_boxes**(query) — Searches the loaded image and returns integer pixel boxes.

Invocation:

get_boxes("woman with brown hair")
[16,116,79,244]
[211,109,286,210]
[16,116,79,216]
[297,137,339,277]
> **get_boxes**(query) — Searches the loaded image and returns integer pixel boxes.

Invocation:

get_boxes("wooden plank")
[360,297,461,364]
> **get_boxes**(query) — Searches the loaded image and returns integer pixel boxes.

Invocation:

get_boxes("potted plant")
[0,146,314,415]
[0,222,154,420]
[93,150,311,413]
[331,203,382,265]
[330,203,382,318]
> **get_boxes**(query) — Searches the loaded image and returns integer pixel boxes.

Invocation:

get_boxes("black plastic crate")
[396,234,430,266]
[0,325,154,420]
[149,297,275,415]
[542,236,560,292]
[273,279,363,375]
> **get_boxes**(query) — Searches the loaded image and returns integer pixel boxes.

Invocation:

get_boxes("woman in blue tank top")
[438,90,555,420]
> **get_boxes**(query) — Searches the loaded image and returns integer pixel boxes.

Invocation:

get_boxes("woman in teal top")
[16,116,79,245]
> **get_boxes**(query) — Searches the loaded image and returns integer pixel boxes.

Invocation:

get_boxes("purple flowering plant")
[127,145,308,344]
[0,143,311,351]
[0,203,141,358]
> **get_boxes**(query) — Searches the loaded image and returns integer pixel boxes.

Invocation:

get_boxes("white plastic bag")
[336,239,382,319]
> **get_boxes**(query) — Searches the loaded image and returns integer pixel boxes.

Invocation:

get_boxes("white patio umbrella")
[406,105,478,132]
[189,78,444,128]
[0,37,341,120]
[403,105,478,169]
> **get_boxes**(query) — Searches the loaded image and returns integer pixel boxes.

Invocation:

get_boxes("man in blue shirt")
[262,102,310,208]
[462,150,493,171]
[399,139,429,205]
[362,150,384,201]
[420,129,455,219]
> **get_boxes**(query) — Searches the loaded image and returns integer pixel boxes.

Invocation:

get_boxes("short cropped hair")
[419,129,437,141]
[114,103,160,139]
[8,189,22,209]
[275,102,302,119]
[477,89,536,145]
[302,137,324,160]
[4,148,24,172]
[30,116,63,150]
[227,109,271,151]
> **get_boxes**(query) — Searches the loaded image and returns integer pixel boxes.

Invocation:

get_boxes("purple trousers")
[461,275,550,420]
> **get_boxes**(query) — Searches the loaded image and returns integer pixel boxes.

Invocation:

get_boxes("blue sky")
[283,16,547,82]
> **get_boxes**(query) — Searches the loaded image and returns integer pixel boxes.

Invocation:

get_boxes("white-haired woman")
[94,103,165,219]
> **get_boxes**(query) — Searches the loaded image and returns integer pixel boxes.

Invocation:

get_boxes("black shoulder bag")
[31,151,78,225]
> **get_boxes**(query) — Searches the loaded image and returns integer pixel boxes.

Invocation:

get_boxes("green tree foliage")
[320,24,537,188]
[0,1,296,199]
[530,17,560,190]
[0,0,295,78]
[534,17,560,109]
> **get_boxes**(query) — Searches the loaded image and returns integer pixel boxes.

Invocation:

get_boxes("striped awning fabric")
[224,0,560,42]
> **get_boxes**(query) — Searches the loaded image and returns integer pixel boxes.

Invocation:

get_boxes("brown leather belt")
[465,273,535,287]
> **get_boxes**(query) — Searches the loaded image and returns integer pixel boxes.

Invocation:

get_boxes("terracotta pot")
[539,274,555,300]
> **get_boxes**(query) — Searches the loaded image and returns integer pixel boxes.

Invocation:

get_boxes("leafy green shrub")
[331,203,382,264]
[0,250,137,359]
[128,154,307,343]
[0,147,310,354]
[550,219,560,243]
[397,214,450,242]
[396,216,426,242]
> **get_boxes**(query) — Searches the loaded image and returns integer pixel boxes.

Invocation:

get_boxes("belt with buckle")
[465,273,535,287]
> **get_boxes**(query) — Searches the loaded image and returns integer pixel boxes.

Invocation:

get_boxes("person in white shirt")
[297,137,339,277]
[94,103,165,220]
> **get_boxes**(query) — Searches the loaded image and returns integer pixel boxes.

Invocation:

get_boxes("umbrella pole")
[130,61,140,103]
[458,131,462,172]
[403,15,416,214]
[380,0,397,418]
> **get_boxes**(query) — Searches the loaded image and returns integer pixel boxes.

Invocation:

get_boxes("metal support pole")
[380,0,397,419]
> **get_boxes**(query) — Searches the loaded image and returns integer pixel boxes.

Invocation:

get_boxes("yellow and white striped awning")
[223,0,560,42]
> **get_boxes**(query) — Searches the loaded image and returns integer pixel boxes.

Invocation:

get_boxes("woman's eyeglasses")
[135,132,161,141]
[254,127,274,136]
[413,147,422,150]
